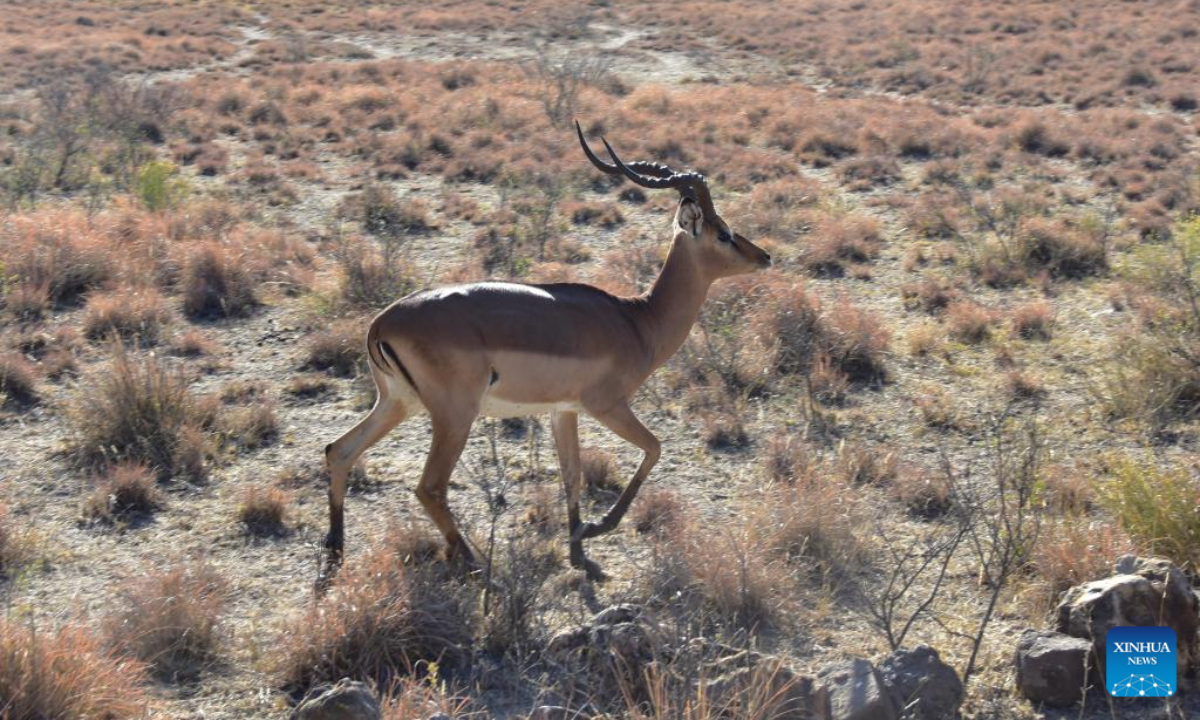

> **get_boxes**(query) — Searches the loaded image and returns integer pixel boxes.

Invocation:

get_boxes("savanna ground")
[2,0,1200,718]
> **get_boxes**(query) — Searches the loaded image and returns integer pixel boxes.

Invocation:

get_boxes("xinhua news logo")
[1106,626,1176,697]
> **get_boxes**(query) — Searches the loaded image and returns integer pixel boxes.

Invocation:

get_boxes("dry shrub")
[745,275,888,386]
[581,447,620,491]
[1030,518,1135,599]
[915,388,959,431]
[697,397,751,451]
[237,485,289,537]
[945,300,996,344]
[0,504,36,577]
[887,469,953,518]
[181,242,259,320]
[748,476,866,587]
[305,319,366,377]
[633,488,684,536]
[68,345,214,480]
[104,563,228,682]
[381,676,473,720]
[620,658,808,720]
[803,213,882,276]
[838,442,897,486]
[221,401,279,450]
[0,353,39,407]
[285,374,333,399]
[1009,301,1055,340]
[900,276,959,314]
[84,462,161,524]
[277,545,470,696]
[169,330,221,358]
[2,211,115,315]
[974,217,1108,286]
[1004,370,1046,400]
[1039,464,1093,516]
[642,512,781,630]
[0,618,149,720]
[562,200,624,227]
[1105,333,1200,424]
[82,288,170,345]
[761,433,817,485]
[906,323,944,357]
[335,235,415,309]
[342,185,435,238]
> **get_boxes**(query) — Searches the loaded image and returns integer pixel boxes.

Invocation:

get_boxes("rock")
[878,646,963,720]
[703,651,819,720]
[1112,555,1199,672]
[545,605,664,699]
[293,679,381,720]
[815,658,898,720]
[1014,630,1093,708]
[592,604,643,626]
[526,706,582,720]
[1056,563,1198,675]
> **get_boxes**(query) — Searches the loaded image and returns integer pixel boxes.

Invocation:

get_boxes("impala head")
[576,121,771,279]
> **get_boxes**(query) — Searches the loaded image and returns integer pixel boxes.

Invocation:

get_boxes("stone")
[526,706,582,720]
[703,651,819,720]
[1112,555,1199,673]
[1013,630,1093,708]
[878,646,963,720]
[293,679,381,720]
[1056,565,1198,675]
[815,658,898,720]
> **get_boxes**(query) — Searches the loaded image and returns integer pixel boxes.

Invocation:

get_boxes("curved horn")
[575,120,682,180]
[601,136,717,222]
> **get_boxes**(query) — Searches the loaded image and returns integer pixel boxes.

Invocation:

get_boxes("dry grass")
[82,287,171,345]
[632,488,684,536]
[1029,518,1135,601]
[945,300,996,344]
[68,345,214,480]
[0,617,150,720]
[181,242,260,320]
[581,447,620,491]
[220,401,279,451]
[305,319,366,378]
[104,562,228,682]
[642,512,782,630]
[83,462,162,524]
[748,476,867,588]
[0,353,39,407]
[237,485,290,537]
[1009,302,1055,340]
[0,504,37,578]
[276,544,470,696]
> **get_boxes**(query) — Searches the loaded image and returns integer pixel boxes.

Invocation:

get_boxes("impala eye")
[718,229,733,243]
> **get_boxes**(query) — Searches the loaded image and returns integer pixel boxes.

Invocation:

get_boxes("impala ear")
[675,198,704,237]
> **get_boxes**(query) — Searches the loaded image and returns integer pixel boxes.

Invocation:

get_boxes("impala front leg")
[576,402,661,541]
[551,411,605,581]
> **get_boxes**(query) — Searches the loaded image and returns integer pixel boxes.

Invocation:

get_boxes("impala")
[322,121,770,582]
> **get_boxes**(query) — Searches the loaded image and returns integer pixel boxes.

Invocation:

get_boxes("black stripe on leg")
[380,341,418,391]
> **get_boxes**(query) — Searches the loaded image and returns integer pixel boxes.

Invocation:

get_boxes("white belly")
[478,394,583,419]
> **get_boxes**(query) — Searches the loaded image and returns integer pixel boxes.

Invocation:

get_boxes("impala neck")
[641,237,713,370]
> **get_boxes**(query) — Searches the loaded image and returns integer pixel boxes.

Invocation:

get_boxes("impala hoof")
[582,557,608,583]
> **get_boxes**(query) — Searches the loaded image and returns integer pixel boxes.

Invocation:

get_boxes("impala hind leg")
[551,411,605,581]
[415,416,476,568]
[325,395,408,563]
[575,402,660,541]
